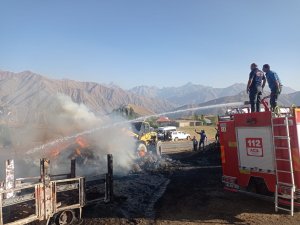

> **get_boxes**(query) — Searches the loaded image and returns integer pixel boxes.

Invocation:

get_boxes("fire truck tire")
[247,177,270,195]
[256,181,270,195]
[55,210,76,225]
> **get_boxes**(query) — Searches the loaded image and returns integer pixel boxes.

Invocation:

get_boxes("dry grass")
[178,126,217,141]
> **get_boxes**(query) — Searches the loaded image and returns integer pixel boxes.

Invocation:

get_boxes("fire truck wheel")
[256,181,269,195]
[55,210,75,225]
[247,177,270,195]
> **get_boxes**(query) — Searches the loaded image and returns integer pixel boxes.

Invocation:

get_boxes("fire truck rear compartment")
[219,108,300,215]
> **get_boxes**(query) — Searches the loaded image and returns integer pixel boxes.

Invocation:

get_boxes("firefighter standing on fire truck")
[262,64,282,112]
[246,63,266,112]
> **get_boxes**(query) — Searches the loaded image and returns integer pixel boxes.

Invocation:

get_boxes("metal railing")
[0,154,114,225]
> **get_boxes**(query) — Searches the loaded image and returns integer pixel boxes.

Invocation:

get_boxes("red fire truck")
[219,100,300,215]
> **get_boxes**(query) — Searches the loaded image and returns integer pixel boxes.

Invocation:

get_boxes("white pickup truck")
[170,131,191,141]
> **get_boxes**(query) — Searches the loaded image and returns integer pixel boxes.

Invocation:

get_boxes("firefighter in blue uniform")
[195,129,207,151]
[262,64,282,112]
[246,63,266,112]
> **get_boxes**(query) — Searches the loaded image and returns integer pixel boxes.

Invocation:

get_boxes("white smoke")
[48,94,137,175]
[50,93,100,129]
[1,93,243,180]
[1,94,137,179]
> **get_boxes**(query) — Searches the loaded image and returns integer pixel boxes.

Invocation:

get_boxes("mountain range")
[0,70,172,124]
[130,83,296,106]
[172,90,300,117]
[0,70,298,125]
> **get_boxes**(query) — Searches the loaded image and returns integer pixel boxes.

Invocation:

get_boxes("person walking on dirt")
[262,64,282,112]
[195,129,207,151]
[246,63,266,112]
[192,136,198,151]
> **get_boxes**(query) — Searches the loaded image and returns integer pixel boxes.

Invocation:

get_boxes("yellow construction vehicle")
[129,121,161,157]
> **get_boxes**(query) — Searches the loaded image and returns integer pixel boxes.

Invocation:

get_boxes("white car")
[170,131,191,141]
[157,126,177,140]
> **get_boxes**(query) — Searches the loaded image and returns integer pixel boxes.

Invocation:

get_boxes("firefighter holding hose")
[195,129,207,151]
[262,64,282,112]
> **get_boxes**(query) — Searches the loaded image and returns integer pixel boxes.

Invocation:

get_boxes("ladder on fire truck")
[272,116,296,216]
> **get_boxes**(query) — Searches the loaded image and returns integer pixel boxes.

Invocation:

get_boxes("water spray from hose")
[26,101,243,155]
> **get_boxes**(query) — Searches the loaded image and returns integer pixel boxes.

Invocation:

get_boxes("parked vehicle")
[170,131,190,141]
[128,121,162,156]
[157,126,177,141]
[219,97,300,216]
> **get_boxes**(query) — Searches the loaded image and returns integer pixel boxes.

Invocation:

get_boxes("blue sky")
[0,0,299,90]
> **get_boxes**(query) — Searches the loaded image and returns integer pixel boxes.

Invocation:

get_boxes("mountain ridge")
[171,90,300,117]
[1,70,298,124]
[0,70,174,124]
[130,83,296,106]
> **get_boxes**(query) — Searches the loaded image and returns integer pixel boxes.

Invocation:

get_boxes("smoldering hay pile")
[1,94,137,178]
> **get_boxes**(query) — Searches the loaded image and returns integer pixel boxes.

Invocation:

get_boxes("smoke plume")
[0,94,137,179]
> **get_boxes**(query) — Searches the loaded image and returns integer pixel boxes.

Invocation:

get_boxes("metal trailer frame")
[0,154,114,225]
[83,154,114,205]
[0,159,85,225]
[0,183,39,225]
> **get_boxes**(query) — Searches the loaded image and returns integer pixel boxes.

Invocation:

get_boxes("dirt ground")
[81,144,300,225]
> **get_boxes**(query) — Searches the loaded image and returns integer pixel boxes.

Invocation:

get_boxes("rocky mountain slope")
[130,83,296,106]
[288,92,300,105]
[0,70,298,125]
[0,70,173,124]
[171,91,299,117]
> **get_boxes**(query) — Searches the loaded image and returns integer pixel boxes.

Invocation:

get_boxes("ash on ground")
[82,143,300,225]
[82,144,221,224]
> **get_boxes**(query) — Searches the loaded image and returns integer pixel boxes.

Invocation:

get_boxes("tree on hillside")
[193,114,199,121]
[146,117,159,129]
[112,105,138,120]
[200,114,205,120]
